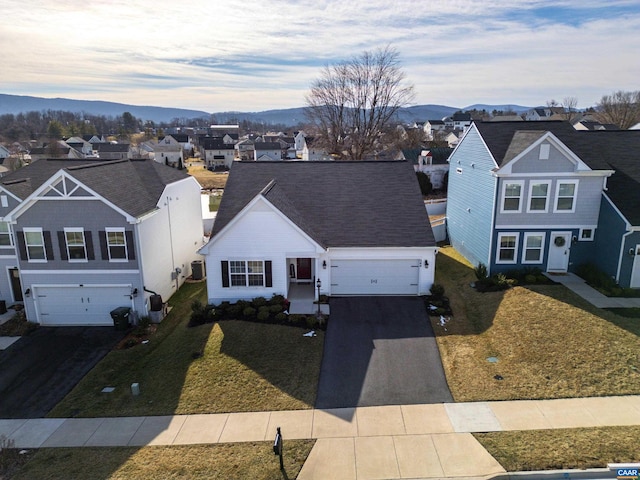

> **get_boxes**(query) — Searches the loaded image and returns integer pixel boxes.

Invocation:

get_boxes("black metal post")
[273,426,283,470]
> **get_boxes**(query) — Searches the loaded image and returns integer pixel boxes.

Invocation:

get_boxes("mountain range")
[0,93,531,127]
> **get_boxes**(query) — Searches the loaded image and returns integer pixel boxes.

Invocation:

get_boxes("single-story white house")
[198,160,437,304]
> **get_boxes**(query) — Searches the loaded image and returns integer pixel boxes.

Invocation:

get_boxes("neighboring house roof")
[475,121,640,225]
[474,121,576,165]
[212,161,435,248]
[428,147,454,164]
[254,142,282,151]
[0,159,190,218]
[95,143,130,153]
[201,138,234,150]
[400,148,423,164]
[427,120,445,125]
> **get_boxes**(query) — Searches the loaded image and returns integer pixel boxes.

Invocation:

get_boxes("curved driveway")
[316,296,453,409]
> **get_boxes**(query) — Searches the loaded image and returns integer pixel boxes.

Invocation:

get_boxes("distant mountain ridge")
[0,93,532,127]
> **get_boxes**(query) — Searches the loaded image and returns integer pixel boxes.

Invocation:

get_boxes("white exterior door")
[631,245,640,288]
[330,259,420,295]
[547,232,571,272]
[34,285,132,326]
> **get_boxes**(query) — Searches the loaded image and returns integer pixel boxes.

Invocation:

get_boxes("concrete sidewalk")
[1,395,639,479]
[546,272,640,308]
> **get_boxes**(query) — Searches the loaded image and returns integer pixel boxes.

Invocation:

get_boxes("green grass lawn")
[433,246,640,402]
[6,441,315,480]
[209,194,222,212]
[49,282,324,417]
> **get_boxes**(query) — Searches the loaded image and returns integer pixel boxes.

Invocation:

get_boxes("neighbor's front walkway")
[2,395,640,479]
[546,272,640,308]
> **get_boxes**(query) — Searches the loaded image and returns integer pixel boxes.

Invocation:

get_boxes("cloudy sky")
[3,0,639,113]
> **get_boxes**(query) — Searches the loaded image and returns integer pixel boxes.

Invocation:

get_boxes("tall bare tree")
[562,96,579,122]
[596,90,640,129]
[305,46,414,160]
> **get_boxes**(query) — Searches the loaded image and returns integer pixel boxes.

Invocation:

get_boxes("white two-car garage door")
[34,285,132,326]
[330,259,420,295]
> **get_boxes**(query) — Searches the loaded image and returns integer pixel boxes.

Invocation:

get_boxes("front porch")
[287,283,330,315]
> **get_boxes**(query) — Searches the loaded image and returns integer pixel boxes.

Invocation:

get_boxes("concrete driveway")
[315,297,453,409]
[0,327,125,418]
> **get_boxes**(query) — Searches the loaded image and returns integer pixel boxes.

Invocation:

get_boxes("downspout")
[133,220,148,315]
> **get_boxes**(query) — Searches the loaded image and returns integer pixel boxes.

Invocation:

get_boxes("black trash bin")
[0,300,6,315]
[110,307,131,331]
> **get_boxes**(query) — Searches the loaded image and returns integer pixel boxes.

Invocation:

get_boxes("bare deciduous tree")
[562,96,579,122]
[305,46,414,160]
[596,90,640,129]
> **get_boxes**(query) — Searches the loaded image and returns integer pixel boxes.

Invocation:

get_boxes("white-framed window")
[106,227,128,260]
[64,228,87,261]
[229,260,264,287]
[24,228,46,261]
[0,222,13,246]
[527,181,551,212]
[522,233,545,263]
[554,180,579,213]
[496,233,519,264]
[580,228,595,241]
[501,181,524,213]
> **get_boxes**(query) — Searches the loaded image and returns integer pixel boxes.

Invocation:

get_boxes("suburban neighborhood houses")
[1,106,640,479]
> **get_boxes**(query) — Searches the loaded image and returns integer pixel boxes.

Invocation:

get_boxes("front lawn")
[475,427,640,471]
[8,441,315,480]
[433,246,640,401]
[49,282,324,417]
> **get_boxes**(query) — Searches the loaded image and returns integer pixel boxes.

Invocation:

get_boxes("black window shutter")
[57,231,68,260]
[265,260,272,287]
[86,231,95,260]
[43,231,54,260]
[221,261,229,287]
[125,231,136,260]
[99,231,109,260]
[16,231,27,260]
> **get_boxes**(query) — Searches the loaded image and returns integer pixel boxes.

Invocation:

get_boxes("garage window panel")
[65,228,87,261]
[24,228,46,261]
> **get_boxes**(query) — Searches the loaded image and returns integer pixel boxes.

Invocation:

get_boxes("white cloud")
[2,0,639,112]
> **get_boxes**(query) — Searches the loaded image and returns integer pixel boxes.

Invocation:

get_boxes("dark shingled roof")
[475,121,640,225]
[0,159,190,218]
[212,161,435,248]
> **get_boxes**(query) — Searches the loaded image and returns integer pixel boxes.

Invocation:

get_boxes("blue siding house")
[447,122,640,288]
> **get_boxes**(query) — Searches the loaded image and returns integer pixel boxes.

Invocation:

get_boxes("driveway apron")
[0,327,125,418]
[315,296,453,409]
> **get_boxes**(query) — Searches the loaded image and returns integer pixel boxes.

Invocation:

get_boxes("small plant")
[269,294,286,306]
[275,312,287,323]
[242,306,256,320]
[251,296,267,308]
[269,304,283,314]
[524,274,537,284]
[430,283,445,298]
[474,263,488,280]
[257,306,270,322]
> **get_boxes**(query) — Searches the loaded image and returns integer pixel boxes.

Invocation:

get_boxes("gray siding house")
[0,158,203,325]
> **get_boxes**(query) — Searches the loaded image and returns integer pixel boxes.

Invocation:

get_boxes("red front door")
[296,258,311,280]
